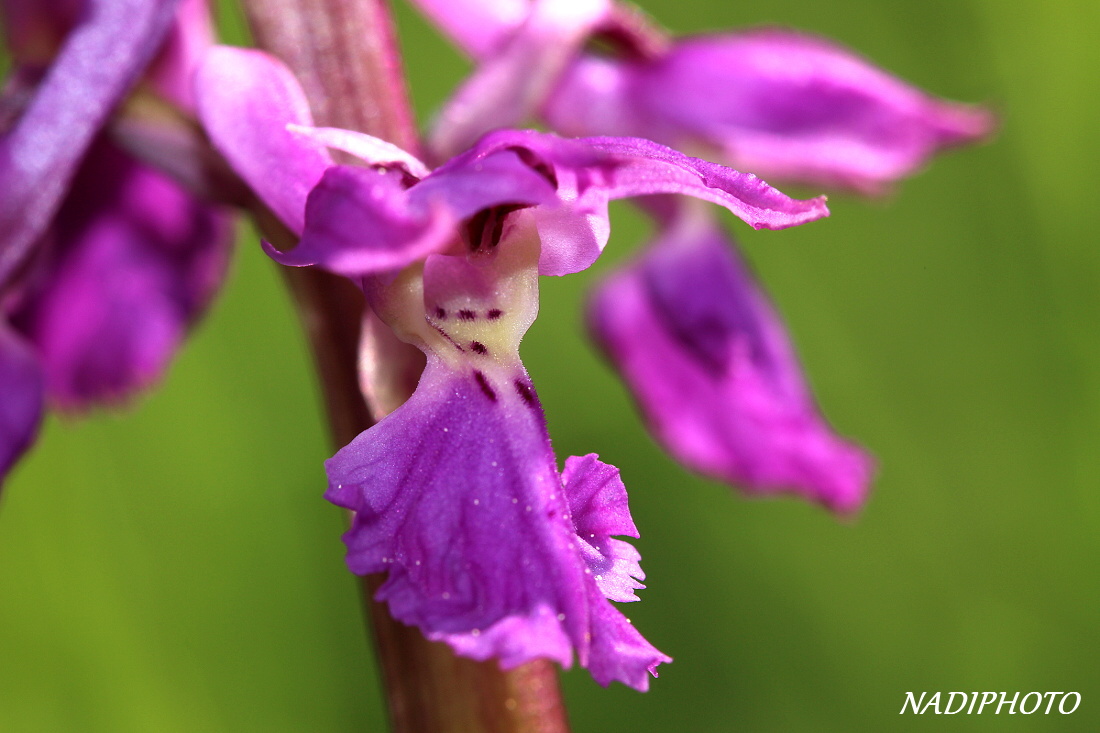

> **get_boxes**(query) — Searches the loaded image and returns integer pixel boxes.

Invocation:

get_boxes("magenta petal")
[275,150,557,275]
[11,141,231,408]
[145,0,217,109]
[461,130,828,275]
[583,136,830,229]
[266,165,452,274]
[466,131,829,230]
[585,582,670,691]
[412,148,558,220]
[287,125,430,179]
[0,321,43,484]
[326,356,667,688]
[325,357,588,668]
[588,217,873,514]
[276,129,824,279]
[429,0,609,159]
[409,0,530,58]
[0,0,181,283]
[562,454,645,603]
[547,30,993,192]
[196,46,331,235]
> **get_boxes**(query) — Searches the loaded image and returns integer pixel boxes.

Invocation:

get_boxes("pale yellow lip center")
[373,211,543,371]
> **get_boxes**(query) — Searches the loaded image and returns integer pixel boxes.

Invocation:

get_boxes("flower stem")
[238,2,571,731]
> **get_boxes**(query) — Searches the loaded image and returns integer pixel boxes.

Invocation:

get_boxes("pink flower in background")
[0,0,233,484]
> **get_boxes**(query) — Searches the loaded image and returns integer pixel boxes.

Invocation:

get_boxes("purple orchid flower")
[416,0,993,191]
[196,44,831,688]
[411,0,994,513]
[589,202,872,514]
[0,0,233,485]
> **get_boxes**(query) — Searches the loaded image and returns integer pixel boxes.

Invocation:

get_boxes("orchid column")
[234,1,571,731]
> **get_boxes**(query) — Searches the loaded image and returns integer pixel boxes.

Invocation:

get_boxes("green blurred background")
[2,0,1098,730]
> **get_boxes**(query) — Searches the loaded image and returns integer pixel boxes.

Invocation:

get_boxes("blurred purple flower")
[544,28,993,194]
[417,0,993,191]
[0,0,233,485]
[412,0,994,513]
[197,45,830,688]
[589,202,871,514]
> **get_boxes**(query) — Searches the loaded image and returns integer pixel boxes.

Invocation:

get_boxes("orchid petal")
[412,148,559,222]
[287,124,430,179]
[146,0,217,109]
[274,150,557,275]
[429,0,610,160]
[10,141,232,409]
[0,0,181,284]
[196,46,331,235]
[326,356,667,688]
[0,321,43,485]
[563,454,645,603]
[585,582,670,691]
[327,227,666,688]
[265,165,454,274]
[279,128,826,278]
[546,29,994,192]
[461,130,828,274]
[588,214,873,513]
[583,136,830,228]
[407,0,530,58]
[325,356,588,668]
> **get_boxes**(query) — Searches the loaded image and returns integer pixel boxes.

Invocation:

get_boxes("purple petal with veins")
[588,213,872,513]
[293,129,827,279]
[327,222,667,688]
[269,149,557,275]
[546,29,993,192]
[327,357,668,688]
[461,130,828,274]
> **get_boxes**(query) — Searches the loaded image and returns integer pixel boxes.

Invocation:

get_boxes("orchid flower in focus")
[196,45,832,688]
[0,0,233,485]
[411,0,995,513]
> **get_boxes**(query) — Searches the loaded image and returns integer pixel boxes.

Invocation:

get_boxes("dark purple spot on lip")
[458,309,477,321]
[510,147,559,188]
[471,341,488,355]
[434,306,446,319]
[514,379,537,407]
[474,371,497,401]
[427,320,463,351]
[487,309,503,320]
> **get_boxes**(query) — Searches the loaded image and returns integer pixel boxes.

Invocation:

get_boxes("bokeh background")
[2,0,1098,730]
